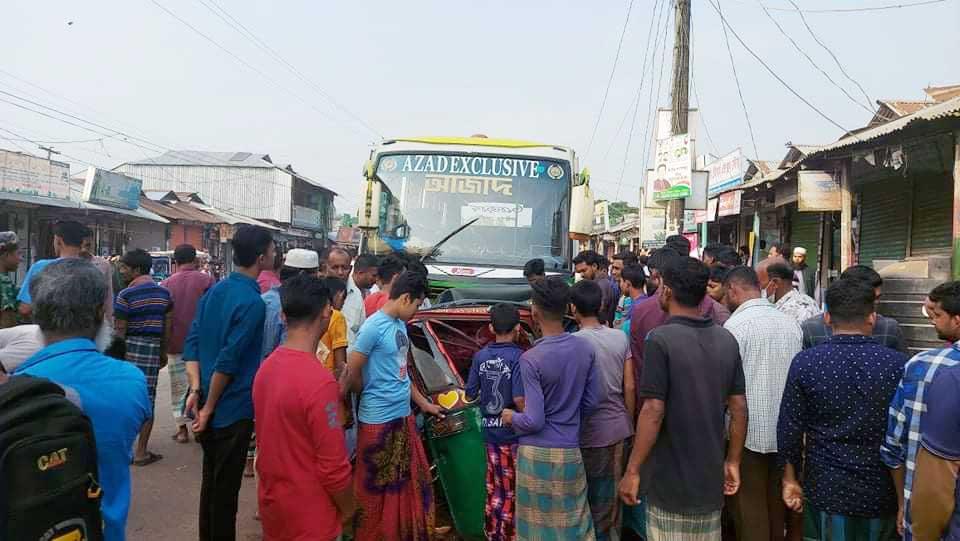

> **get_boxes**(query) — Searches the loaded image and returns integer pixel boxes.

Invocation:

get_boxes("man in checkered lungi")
[116,248,173,467]
[502,277,599,540]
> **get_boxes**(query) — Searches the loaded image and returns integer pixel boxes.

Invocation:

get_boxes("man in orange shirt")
[319,277,352,432]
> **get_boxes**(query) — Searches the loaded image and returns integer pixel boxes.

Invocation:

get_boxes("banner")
[798,170,841,211]
[707,198,718,223]
[651,133,692,201]
[683,210,698,232]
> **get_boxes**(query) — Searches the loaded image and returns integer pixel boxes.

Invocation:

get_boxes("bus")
[357,136,593,298]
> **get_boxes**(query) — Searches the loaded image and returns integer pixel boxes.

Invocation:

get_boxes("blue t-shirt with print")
[354,310,412,424]
[466,342,525,444]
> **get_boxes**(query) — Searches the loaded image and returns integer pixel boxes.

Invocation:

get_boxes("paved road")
[127,366,261,540]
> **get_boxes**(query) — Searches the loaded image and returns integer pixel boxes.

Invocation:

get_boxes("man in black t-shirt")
[619,256,747,540]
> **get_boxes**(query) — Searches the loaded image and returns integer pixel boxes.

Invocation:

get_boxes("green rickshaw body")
[406,303,536,540]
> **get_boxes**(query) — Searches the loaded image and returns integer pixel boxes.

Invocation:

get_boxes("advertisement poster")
[683,210,698,232]
[651,133,692,201]
[798,170,841,211]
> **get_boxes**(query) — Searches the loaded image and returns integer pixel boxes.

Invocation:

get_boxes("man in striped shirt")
[115,248,173,466]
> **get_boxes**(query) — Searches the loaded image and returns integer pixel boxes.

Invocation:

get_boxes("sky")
[2,0,958,214]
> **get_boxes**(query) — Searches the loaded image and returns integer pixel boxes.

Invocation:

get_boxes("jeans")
[198,419,254,541]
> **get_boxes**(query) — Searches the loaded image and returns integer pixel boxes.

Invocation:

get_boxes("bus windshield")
[375,152,569,269]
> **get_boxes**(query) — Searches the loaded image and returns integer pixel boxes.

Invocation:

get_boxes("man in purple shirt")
[629,248,730,403]
[160,244,214,443]
[502,276,598,540]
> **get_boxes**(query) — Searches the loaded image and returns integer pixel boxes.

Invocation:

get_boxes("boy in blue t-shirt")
[466,303,526,541]
[617,264,647,335]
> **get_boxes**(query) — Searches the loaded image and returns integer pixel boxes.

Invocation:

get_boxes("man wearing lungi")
[502,276,600,540]
[116,248,173,467]
[342,270,444,541]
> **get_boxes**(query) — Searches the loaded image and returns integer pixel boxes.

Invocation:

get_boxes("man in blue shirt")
[15,258,150,541]
[778,278,907,540]
[16,220,88,319]
[466,303,526,541]
[184,224,273,541]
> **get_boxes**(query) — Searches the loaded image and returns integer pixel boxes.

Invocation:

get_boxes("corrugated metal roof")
[877,100,932,117]
[195,204,283,230]
[127,150,275,168]
[808,95,960,157]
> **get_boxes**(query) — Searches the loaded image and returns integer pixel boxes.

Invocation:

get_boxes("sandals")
[171,430,189,444]
[132,451,163,467]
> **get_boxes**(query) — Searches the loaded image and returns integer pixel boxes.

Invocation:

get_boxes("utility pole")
[667,0,691,235]
[38,145,60,161]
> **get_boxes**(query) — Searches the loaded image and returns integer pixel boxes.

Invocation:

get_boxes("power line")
[717,0,760,158]
[731,0,947,13]
[639,2,674,177]
[783,0,874,107]
[585,0,636,158]
[0,136,104,145]
[146,0,372,142]
[758,4,874,114]
[193,0,382,139]
[703,0,852,134]
[602,0,663,165]
[617,0,672,200]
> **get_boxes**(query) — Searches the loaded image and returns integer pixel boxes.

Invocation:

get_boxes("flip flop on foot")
[132,451,163,467]
[171,430,189,444]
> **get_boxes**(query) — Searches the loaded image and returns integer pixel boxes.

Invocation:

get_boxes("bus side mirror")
[357,177,382,229]
[392,224,410,239]
[569,169,593,240]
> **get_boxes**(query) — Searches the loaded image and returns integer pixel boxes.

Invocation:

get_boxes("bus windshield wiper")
[420,217,481,263]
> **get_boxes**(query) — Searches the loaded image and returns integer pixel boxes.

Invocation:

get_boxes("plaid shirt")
[880,342,960,540]
[725,298,803,453]
[802,313,906,354]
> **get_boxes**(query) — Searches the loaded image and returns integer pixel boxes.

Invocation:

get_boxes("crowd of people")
[0,222,958,541]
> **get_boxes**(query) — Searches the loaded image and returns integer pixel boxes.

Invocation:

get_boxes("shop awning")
[0,192,82,209]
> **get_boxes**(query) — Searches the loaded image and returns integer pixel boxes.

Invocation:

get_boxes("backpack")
[0,375,103,541]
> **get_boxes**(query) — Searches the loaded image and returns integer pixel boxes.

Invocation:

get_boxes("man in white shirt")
[722,266,803,541]
[340,253,378,347]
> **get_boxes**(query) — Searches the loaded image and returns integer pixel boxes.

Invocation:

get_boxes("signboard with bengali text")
[706,149,745,196]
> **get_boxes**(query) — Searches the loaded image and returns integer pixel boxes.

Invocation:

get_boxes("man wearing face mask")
[13,259,150,541]
[757,257,820,325]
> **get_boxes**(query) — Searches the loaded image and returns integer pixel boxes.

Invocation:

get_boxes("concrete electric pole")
[667,0,691,235]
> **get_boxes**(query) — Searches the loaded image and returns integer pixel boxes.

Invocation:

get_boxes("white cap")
[793,246,807,256]
[283,248,319,270]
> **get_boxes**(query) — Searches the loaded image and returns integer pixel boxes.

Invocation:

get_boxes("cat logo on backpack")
[37,448,69,471]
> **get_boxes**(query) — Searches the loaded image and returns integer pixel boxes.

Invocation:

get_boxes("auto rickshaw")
[405,297,537,540]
